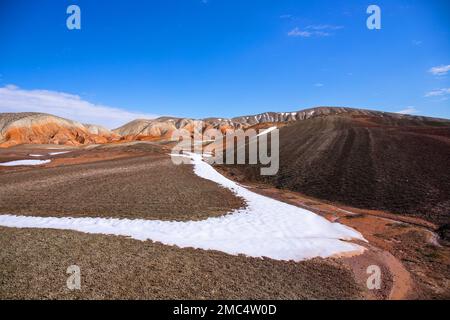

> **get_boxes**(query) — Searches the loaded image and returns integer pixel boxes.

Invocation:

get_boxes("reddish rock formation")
[0,113,117,148]
[3,107,449,147]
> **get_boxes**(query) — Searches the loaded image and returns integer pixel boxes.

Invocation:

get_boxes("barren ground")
[0,226,362,300]
[0,143,244,221]
[217,177,450,300]
[0,143,448,299]
[217,115,450,235]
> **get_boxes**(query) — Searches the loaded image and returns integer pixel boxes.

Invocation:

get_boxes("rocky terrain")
[0,142,448,299]
[0,113,117,147]
[2,108,449,230]
[0,107,449,300]
[83,123,115,137]
[0,143,363,300]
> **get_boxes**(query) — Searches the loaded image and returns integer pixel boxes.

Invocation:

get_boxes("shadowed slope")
[218,112,450,232]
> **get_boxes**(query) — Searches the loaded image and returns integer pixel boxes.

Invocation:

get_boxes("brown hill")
[113,117,235,140]
[217,108,450,236]
[0,113,116,148]
[114,107,446,141]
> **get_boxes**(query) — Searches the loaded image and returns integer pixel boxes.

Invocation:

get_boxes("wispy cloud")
[305,24,343,31]
[288,28,314,37]
[0,85,158,129]
[288,24,343,38]
[314,83,324,87]
[279,14,292,19]
[395,107,418,115]
[288,27,329,38]
[424,88,450,97]
[428,65,450,76]
[412,40,422,46]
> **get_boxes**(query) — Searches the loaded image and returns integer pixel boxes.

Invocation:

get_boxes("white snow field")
[0,159,51,166]
[0,153,366,261]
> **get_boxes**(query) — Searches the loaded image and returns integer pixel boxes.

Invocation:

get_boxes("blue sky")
[0,0,449,127]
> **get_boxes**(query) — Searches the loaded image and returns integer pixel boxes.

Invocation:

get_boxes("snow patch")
[49,151,71,156]
[0,159,51,166]
[0,153,366,261]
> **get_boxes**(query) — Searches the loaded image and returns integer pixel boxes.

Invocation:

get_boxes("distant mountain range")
[113,106,447,139]
[1,107,449,147]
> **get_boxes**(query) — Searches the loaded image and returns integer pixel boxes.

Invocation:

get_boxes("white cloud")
[288,24,343,38]
[428,65,450,76]
[288,27,312,37]
[288,27,329,38]
[280,14,292,19]
[305,24,343,30]
[395,107,418,115]
[314,83,324,87]
[412,40,422,46]
[425,88,450,97]
[0,85,158,129]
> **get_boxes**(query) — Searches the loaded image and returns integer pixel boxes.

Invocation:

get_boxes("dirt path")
[382,250,413,300]
[337,241,413,300]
